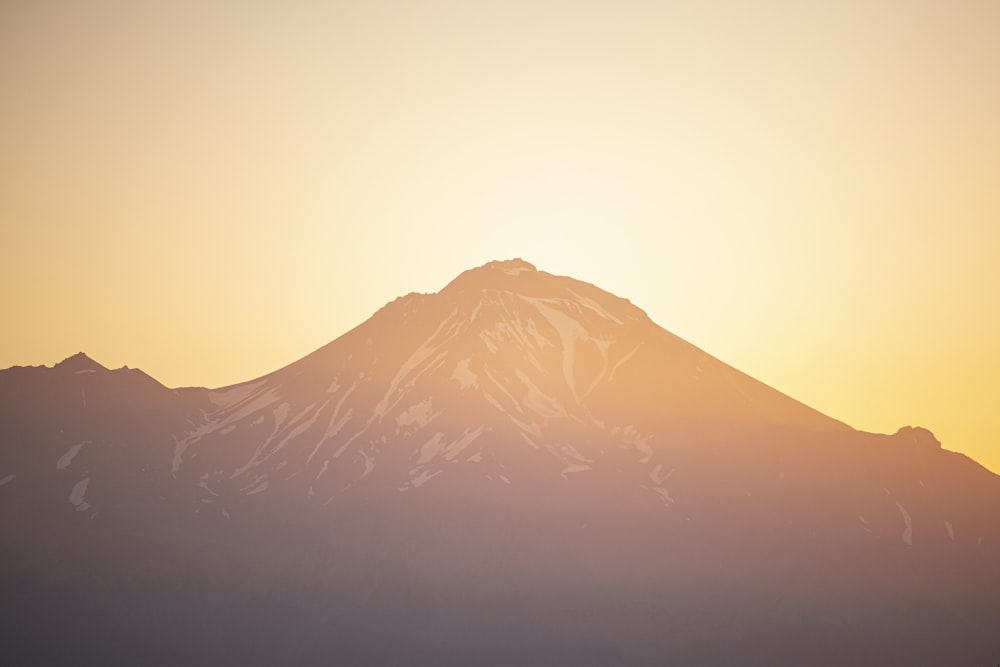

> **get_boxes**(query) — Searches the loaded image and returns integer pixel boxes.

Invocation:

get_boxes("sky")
[1,0,998,473]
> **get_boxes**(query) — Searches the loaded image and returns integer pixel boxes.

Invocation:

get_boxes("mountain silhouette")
[1,259,997,666]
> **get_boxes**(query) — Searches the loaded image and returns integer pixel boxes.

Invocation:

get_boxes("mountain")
[1,259,998,666]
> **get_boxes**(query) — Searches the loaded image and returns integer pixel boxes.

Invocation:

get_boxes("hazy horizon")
[2,0,998,474]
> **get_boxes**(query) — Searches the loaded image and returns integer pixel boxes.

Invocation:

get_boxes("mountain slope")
[0,259,997,666]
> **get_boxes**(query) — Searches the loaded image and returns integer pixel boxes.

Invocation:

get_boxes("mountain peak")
[54,352,107,373]
[482,258,537,273]
[441,258,538,292]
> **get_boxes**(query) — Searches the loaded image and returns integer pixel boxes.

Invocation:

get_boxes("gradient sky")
[2,0,998,473]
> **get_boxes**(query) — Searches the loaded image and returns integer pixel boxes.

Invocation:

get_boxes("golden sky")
[2,0,998,473]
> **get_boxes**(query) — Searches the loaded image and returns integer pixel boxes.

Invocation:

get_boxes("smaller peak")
[892,425,941,453]
[54,352,108,373]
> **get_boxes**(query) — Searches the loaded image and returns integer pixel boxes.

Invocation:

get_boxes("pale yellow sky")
[2,0,998,472]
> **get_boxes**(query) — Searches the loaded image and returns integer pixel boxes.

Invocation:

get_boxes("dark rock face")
[1,260,998,666]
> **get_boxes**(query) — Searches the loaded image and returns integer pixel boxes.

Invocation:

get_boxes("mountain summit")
[1,260,998,666]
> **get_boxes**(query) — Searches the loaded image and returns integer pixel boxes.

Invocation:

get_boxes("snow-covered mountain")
[170,257,848,506]
[1,259,998,666]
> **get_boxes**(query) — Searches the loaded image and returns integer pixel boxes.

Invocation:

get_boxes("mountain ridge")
[1,259,997,666]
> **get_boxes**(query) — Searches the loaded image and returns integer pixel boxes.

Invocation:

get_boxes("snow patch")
[526,299,589,399]
[895,501,913,546]
[650,464,675,485]
[174,386,292,473]
[561,442,592,465]
[518,370,566,418]
[484,367,522,409]
[232,404,323,478]
[172,423,218,473]
[452,358,478,390]
[480,333,498,353]
[401,468,442,491]
[620,425,652,462]
[652,486,674,506]
[198,481,220,497]
[219,386,283,425]
[359,450,375,477]
[245,480,269,495]
[518,432,541,450]
[447,427,485,460]
[397,398,434,431]
[483,393,506,413]
[56,441,87,470]
[375,311,458,417]
[417,426,484,464]
[207,380,267,408]
[411,469,440,487]
[306,385,357,463]
[566,288,624,324]
[69,477,91,511]
[607,345,640,382]
[417,433,446,465]
[647,465,675,505]
[272,403,291,431]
